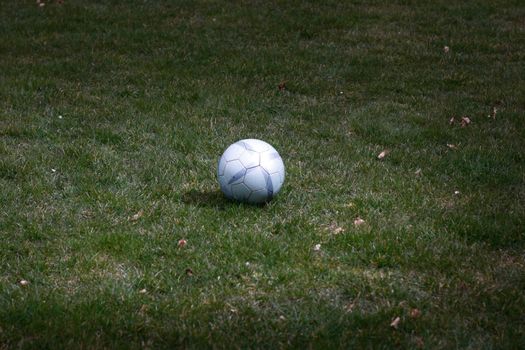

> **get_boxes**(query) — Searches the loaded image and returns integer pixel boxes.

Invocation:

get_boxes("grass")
[1,0,524,348]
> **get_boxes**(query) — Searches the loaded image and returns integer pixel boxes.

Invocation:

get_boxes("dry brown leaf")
[185,268,193,276]
[489,106,498,119]
[414,336,424,349]
[377,150,389,159]
[130,210,144,222]
[354,217,365,226]
[460,116,471,127]
[278,81,287,91]
[410,308,422,318]
[390,316,401,329]
[345,302,355,313]
[81,209,94,219]
[328,223,344,235]
[139,304,149,315]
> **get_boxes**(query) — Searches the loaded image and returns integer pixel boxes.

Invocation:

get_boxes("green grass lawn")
[1,0,524,348]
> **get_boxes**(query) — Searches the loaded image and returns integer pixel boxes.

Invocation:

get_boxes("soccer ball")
[217,139,285,204]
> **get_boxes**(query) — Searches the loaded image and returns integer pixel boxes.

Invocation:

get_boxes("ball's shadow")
[181,189,268,209]
[182,189,226,208]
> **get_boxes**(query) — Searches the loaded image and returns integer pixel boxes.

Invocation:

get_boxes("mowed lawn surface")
[1,0,524,348]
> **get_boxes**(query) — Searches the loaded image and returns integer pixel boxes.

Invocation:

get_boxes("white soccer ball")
[217,139,285,204]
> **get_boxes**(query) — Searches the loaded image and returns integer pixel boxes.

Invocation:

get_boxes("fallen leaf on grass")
[345,302,355,313]
[327,223,344,235]
[460,116,471,127]
[139,288,147,294]
[410,308,422,318]
[354,217,365,226]
[449,116,455,125]
[81,209,94,219]
[278,81,287,91]
[185,268,193,276]
[488,106,498,119]
[414,168,422,176]
[139,304,148,316]
[130,210,144,222]
[377,150,389,159]
[414,336,424,348]
[178,239,187,248]
[446,143,457,149]
[390,316,401,329]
